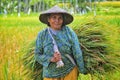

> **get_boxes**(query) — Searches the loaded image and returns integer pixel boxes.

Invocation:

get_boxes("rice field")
[0,13,120,80]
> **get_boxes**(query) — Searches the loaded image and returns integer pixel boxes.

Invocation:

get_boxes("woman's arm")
[69,28,87,74]
[34,31,51,67]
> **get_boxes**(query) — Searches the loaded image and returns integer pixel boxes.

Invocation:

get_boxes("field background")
[0,1,120,80]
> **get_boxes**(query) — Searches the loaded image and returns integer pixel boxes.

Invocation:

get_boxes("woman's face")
[48,13,63,30]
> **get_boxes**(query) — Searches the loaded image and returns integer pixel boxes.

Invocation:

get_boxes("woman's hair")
[47,13,65,27]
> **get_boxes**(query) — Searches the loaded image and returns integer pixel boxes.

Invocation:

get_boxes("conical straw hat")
[39,5,73,25]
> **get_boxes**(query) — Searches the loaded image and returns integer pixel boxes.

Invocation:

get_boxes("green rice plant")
[73,21,120,79]
[93,1,120,16]
[98,1,120,8]
[3,61,8,80]
[22,41,43,80]
[106,16,120,27]
[104,70,120,80]
[0,24,43,80]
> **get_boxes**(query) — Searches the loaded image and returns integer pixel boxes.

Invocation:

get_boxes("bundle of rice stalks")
[73,21,120,78]
[22,42,43,80]
[22,21,120,80]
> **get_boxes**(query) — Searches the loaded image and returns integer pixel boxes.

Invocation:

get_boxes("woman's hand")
[50,52,61,62]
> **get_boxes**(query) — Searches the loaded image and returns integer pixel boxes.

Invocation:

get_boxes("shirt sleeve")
[34,31,51,67]
[69,28,86,74]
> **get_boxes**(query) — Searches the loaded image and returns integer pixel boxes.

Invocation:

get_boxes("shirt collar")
[49,27,61,35]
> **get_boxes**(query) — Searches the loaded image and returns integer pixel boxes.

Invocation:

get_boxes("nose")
[55,18,59,23]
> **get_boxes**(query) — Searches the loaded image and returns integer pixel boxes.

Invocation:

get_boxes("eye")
[58,16,63,20]
[51,16,56,19]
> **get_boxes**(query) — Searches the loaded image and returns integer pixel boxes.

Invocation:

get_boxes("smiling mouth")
[54,24,61,26]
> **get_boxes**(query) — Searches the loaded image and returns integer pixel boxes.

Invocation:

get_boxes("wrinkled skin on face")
[48,13,63,30]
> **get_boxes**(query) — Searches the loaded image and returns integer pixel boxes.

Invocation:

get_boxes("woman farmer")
[35,5,87,80]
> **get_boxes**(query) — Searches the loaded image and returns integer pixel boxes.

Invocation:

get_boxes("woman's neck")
[49,27,61,35]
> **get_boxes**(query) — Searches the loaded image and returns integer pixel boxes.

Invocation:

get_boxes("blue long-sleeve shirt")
[35,26,86,78]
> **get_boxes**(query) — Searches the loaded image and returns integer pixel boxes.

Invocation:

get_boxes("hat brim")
[39,12,73,25]
[39,5,73,25]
